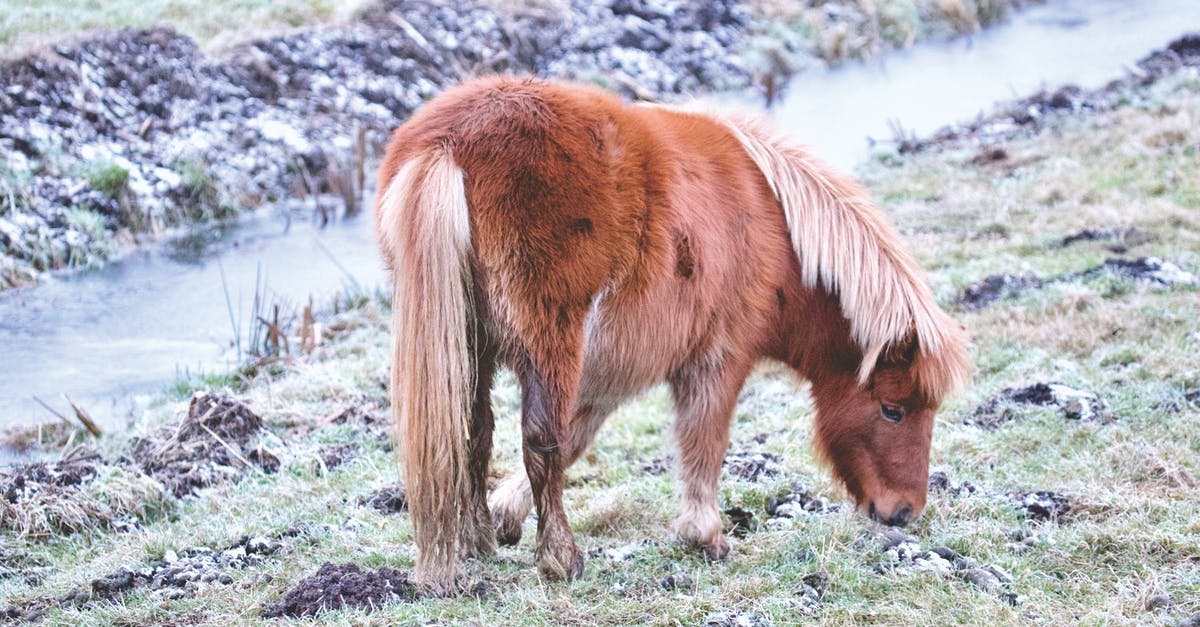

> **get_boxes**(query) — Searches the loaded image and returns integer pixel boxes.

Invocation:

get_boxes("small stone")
[163,550,178,564]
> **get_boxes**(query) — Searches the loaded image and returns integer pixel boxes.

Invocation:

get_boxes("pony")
[374,76,970,595]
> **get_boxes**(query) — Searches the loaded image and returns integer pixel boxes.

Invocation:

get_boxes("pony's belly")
[576,286,696,413]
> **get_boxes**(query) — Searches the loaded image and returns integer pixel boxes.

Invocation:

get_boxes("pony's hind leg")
[461,341,498,559]
[669,354,753,560]
[514,338,586,581]
[491,401,614,546]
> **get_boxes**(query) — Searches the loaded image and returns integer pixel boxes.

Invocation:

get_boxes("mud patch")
[132,393,279,497]
[2,531,293,621]
[318,443,358,470]
[704,609,772,626]
[956,274,1044,310]
[958,256,1198,310]
[792,572,827,616]
[967,383,1114,428]
[319,403,389,438]
[358,485,408,514]
[723,506,757,537]
[927,470,978,497]
[1077,257,1199,288]
[263,562,415,618]
[1060,227,1158,253]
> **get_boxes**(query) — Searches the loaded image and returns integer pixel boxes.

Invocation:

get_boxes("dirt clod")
[723,450,780,482]
[263,562,415,618]
[1014,490,1071,522]
[956,274,1043,309]
[764,484,839,528]
[723,506,756,537]
[358,485,408,514]
[659,570,693,590]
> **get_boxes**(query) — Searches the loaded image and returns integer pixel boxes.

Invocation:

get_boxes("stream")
[1,0,1197,437]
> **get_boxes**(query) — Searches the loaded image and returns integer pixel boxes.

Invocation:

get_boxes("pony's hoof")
[536,547,585,581]
[701,535,731,561]
[494,514,523,546]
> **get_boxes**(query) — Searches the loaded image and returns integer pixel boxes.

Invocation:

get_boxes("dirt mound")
[764,484,840,529]
[968,383,1113,428]
[723,450,781,482]
[1013,490,1071,522]
[132,393,279,497]
[263,562,415,618]
[1,530,293,621]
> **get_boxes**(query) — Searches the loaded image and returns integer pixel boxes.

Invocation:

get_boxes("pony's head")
[812,325,969,527]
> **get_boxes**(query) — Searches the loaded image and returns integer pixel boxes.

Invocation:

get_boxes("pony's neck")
[777,283,863,389]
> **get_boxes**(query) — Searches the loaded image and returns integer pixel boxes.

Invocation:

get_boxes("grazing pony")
[374,76,970,595]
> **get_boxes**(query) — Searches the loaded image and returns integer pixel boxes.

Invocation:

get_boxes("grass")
[3,53,1200,627]
[0,0,371,58]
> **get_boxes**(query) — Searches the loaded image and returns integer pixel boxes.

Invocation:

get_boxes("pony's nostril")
[884,506,912,527]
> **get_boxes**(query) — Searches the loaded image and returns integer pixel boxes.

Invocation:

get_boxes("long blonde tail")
[376,148,474,594]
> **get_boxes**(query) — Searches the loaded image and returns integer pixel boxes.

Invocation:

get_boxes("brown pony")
[374,76,970,595]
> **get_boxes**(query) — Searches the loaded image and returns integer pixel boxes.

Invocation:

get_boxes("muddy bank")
[0,392,278,538]
[0,0,752,290]
[894,33,1200,154]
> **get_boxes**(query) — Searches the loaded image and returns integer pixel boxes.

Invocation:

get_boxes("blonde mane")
[715,114,970,400]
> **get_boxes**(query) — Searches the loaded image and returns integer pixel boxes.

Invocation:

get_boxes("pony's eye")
[881,404,904,423]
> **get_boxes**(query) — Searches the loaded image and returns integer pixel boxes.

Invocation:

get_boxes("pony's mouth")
[867,501,915,528]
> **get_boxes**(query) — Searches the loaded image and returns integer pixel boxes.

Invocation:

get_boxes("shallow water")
[729,0,1200,168]
[1,0,1198,433]
[0,209,386,432]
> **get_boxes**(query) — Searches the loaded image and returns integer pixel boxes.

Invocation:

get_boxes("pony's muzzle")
[868,501,917,528]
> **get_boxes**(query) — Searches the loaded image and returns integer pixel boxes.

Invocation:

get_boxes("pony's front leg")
[516,352,585,580]
[669,356,753,560]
